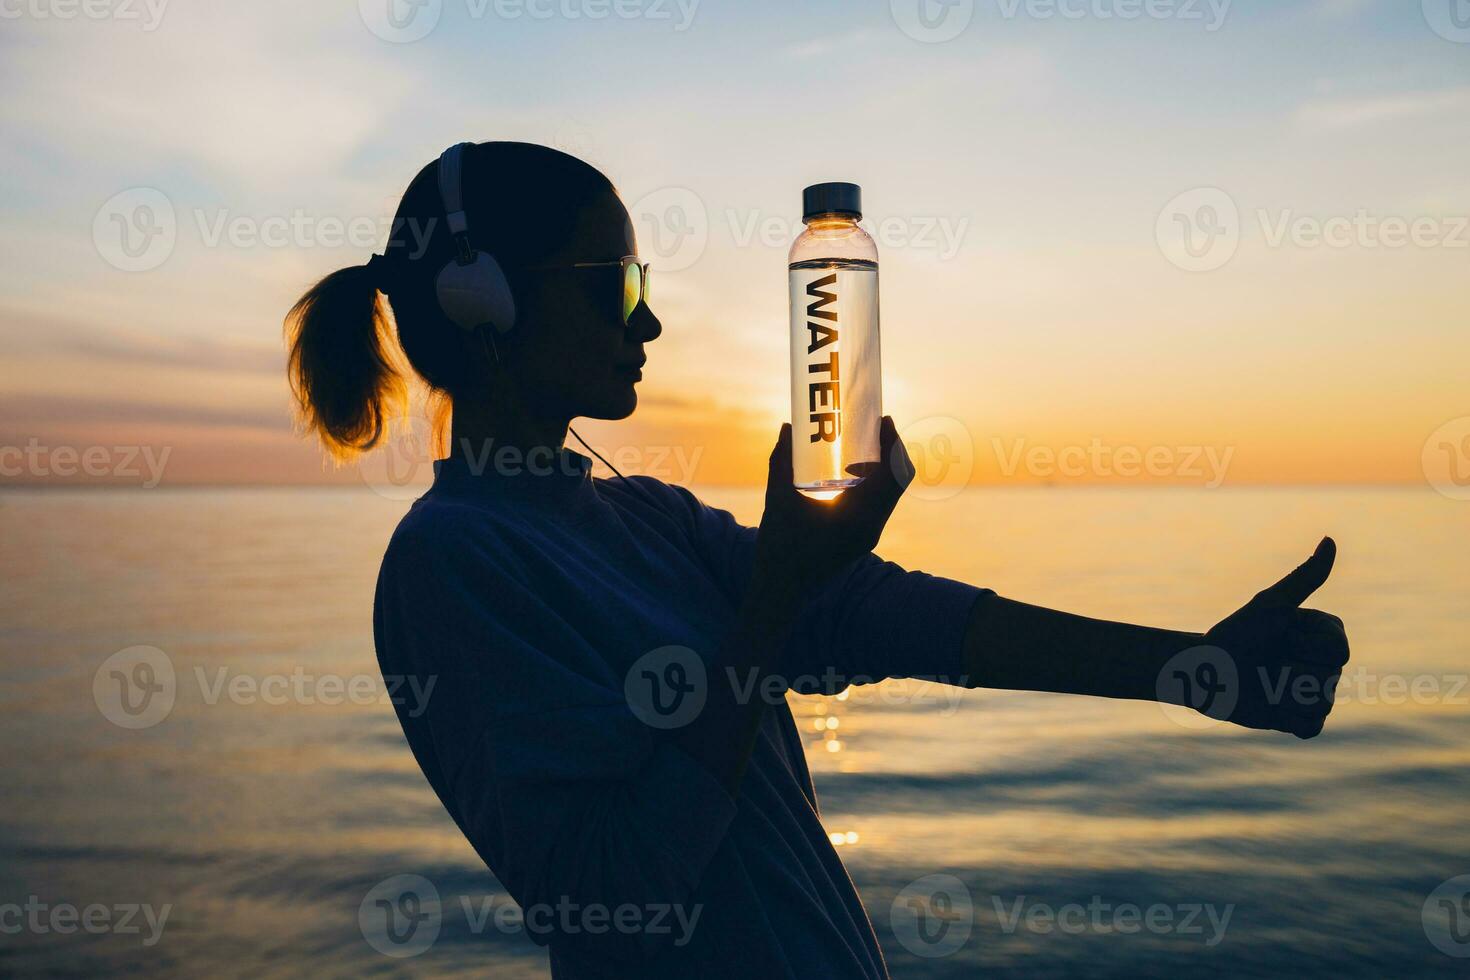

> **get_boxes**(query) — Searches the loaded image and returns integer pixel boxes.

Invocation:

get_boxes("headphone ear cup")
[435,253,517,335]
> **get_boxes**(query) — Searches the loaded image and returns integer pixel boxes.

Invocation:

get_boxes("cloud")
[782,28,876,59]
[1296,87,1470,129]
[0,393,286,432]
[0,4,421,192]
[1,307,282,375]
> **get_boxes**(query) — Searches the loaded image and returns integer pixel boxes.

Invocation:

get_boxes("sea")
[1,485,1467,978]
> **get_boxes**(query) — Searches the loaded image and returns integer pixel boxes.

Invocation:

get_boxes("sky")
[1,0,1468,488]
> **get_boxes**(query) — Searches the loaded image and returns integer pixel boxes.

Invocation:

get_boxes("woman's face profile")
[510,190,662,423]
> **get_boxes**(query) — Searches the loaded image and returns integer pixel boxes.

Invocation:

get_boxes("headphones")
[433,142,518,339]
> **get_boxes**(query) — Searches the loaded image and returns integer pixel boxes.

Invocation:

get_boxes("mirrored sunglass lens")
[622,262,641,323]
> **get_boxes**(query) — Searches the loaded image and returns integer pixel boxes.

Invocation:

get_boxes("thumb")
[1251,537,1336,610]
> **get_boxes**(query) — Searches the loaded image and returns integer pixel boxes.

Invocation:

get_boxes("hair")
[285,142,617,461]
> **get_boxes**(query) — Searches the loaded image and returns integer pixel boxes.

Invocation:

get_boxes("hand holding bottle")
[753,416,914,598]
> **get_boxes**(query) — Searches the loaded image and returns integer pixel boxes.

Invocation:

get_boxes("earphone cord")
[478,328,501,368]
[476,328,665,511]
[567,426,666,512]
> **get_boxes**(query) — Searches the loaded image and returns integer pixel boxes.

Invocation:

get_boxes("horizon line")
[0,479,1437,492]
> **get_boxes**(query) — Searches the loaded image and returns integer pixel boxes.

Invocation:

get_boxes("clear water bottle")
[788,182,882,498]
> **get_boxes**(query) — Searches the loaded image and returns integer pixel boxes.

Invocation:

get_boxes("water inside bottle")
[788,257,882,498]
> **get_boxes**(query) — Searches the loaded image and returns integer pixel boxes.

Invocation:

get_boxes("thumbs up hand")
[1194,538,1350,738]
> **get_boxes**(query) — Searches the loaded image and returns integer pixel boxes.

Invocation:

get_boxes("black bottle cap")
[802,182,862,221]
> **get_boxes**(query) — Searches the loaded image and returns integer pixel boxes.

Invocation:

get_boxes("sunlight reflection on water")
[1,486,1466,977]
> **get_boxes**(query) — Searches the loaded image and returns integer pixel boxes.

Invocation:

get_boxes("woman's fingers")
[1287,614,1351,669]
[764,423,797,507]
[768,423,793,482]
[883,416,916,490]
[1282,713,1326,740]
[842,418,911,480]
[841,417,909,519]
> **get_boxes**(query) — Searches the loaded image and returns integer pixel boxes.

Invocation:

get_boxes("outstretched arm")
[962,596,1200,702]
[961,537,1351,739]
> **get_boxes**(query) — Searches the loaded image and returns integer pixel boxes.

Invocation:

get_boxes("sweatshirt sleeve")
[652,481,990,694]
[374,507,737,961]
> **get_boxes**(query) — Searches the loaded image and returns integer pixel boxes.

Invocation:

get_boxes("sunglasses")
[528,255,651,326]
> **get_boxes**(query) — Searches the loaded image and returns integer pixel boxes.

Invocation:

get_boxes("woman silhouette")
[286,141,1349,978]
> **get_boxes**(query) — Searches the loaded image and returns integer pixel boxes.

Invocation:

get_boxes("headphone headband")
[438,142,473,243]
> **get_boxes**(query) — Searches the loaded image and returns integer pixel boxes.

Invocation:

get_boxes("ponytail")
[284,263,407,462]
[286,142,619,464]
